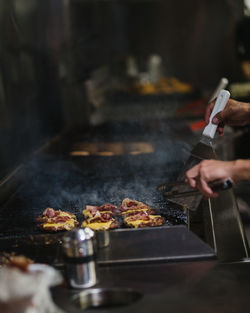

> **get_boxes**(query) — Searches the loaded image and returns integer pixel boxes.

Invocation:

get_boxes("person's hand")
[185,159,238,198]
[205,99,250,136]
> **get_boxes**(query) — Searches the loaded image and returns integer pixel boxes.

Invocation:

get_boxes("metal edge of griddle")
[194,140,250,262]
[97,225,216,266]
[176,136,250,262]
[0,225,185,249]
[97,253,216,266]
[110,225,178,233]
[206,189,250,262]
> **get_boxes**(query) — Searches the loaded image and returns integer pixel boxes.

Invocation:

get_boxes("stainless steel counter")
[53,260,250,313]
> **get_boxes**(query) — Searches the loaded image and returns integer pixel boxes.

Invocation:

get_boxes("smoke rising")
[1,119,193,237]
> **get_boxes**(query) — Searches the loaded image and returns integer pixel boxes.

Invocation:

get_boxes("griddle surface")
[0,119,195,239]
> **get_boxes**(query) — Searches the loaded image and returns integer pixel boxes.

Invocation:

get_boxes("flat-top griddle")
[0,119,194,239]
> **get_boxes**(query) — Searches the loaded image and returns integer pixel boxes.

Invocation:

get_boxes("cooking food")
[37,200,165,232]
[120,198,155,217]
[121,199,165,228]
[81,204,119,230]
[81,199,165,230]
[82,204,119,218]
[81,203,119,230]
[81,218,119,231]
[124,212,165,228]
[37,207,79,232]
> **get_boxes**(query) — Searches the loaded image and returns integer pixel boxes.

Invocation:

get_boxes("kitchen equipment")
[161,89,231,210]
[191,89,230,159]
[96,226,215,265]
[62,228,97,289]
[164,178,234,199]
[71,287,143,310]
[96,231,110,248]
[209,77,228,102]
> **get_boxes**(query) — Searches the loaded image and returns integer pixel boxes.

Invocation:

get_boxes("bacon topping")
[125,211,150,222]
[100,212,113,220]
[127,201,138,207]
[98,204,118,213]
[122,209,152,218]
[43,208,56,218]
[88,212,113,223]
[37,208,78,232]
[84,204,119,217]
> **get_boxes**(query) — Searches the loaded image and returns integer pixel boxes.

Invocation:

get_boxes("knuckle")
[200,160,208,169]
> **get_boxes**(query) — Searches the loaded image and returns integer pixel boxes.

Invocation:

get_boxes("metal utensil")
[160,88,230,210]
[209,77,228,103]
[190,89,230,160]
[164,178,234,199]
[157,181,186,191]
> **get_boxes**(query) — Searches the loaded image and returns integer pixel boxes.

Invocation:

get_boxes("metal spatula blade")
[163,178,234,199]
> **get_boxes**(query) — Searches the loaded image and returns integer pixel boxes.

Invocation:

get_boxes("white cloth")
[0,264,66,313]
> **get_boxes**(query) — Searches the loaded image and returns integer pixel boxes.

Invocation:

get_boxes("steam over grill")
[0,119,192,240]
[0,104,248,268]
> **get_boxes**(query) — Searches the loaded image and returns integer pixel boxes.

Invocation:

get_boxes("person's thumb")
[212,111,224,125]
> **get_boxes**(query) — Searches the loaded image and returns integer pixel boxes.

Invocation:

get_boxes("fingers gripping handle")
[208,178,234,191]
[202,89,230,139]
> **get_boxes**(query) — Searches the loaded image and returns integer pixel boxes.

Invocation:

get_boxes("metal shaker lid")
[62,228,96,258]
[63,228,95,244]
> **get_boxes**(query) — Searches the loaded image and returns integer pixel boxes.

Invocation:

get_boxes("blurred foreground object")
[0,264,64,313]
[0,253,34,272]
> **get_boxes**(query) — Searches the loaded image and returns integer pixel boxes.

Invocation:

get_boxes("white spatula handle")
[202,89,230,139]
[209,77,228,102]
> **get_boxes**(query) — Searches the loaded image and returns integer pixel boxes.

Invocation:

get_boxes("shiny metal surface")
[71,287,143,310]
[208,190,249,262]
[52,261,250,313]
[66,261,97,289]
[63,228,96,258]
[96,226,215,265]
[96,231,110,249]
[63,228,97,288]
[165,128,217,211]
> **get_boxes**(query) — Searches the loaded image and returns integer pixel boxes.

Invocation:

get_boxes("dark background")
[0,0,245,179]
